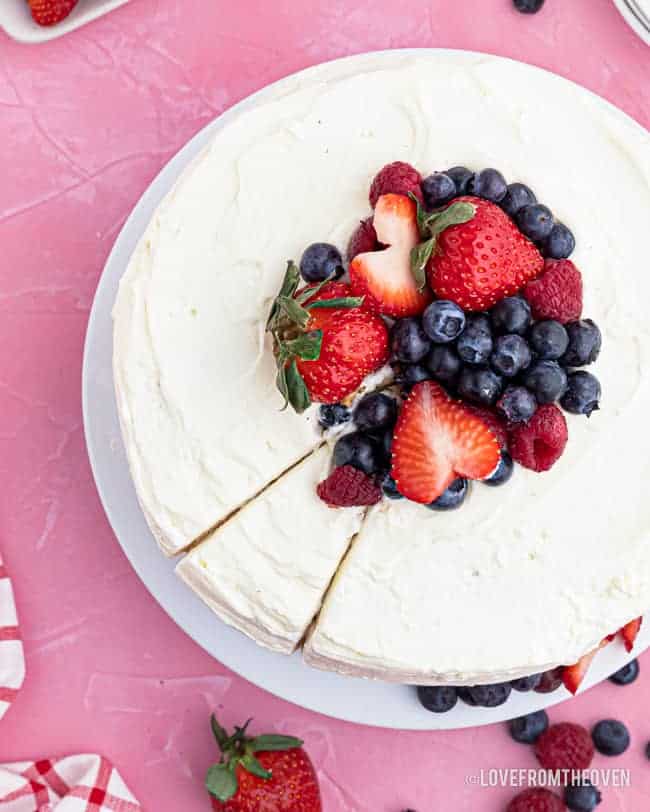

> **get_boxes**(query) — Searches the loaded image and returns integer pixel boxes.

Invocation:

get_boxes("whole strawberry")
[206,715,321,812]
[28,0,78,26]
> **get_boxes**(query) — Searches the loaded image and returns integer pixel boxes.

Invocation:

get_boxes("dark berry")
[422,300,466,344]
[592,719,630,756]
[511,673,543,692]
[560,371,601,417]
[426,478,468,511]
[516,204,554,242]
[564,781,601,812]
[509,710,549,744]
[500,182,537,218]
[353,392,397,432]
[609,659,639,686]
[422,172,456,209]
[457,315,493,365]
[645,741,650,760]
[466,682,512,707]
[299,242,344,283]
[417,685,458,713]
[523,360,568,404]
[425,345,462,384]
[318,403,351,429]
[376,427,394,463]
[333,432,380,475]
[561,319,602,367]
[457,367,503,407]
[381,473,404,500]
[535,667,564,693]
[543,222,576,260]
[456,687,478,706]
[490,296,532,335]
[497,386,537,423]
[484,451,514,486]
[468,168,508,203]
[446,166,474,195]
[490,334,532,377]
[514,0,545,13]
[391,318,431,363]
[398,364,431,389]
[529,320,569,360]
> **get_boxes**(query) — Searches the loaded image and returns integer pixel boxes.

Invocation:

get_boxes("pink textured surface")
[1,0,649,809]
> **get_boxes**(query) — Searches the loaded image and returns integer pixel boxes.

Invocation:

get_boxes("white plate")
[82,49,649,730]
[0,0,129,44]
[613,0,650,45]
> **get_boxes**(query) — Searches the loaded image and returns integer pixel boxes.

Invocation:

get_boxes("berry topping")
[390,317,432,363]
[509,710,549,744]
[416,685,458,713]
[422,299,466,343]
[516,203,554,242]
[427,196,544,312]
[560,371,601,417]
[391,381,501,504]
[506,789,564,812]
[609,659,639,686]
[501,182,537,218]
[524,259,583,323]
[353,392,398,432]
[398,363,432,389]
[347,217,379,262]
[491,334,532,377]
[466,682,512,707]
[381,473,404,500]
[562,646,601,695]
[333,432,381,476]
[318,403,351,429]
[523,360,568,404]
[534,667,564,693]
[468,168,508,203]
[564,781,602,812]
[426,477,468,511]
[497,385,538,424]
[620,617,642,652]
[28,0,78,26]
[446,166,475,195]
[456,314,494,365]
[591,719,630,756]
[350,194,433,317]
[560,319,602,367]
[535,722,595,771]
[457,367,503,407]
[425,344,462,385]
[422,172,457,208]
[484,451,514,486]
[369,162,422,208]
[491,296,532,336]
[316,465,382,508]
[299,243,344,283]
[465,405,509,449]
[543,222,576,260]
[529,320,569,360]
[511,673,543,692]
[508,404,568,472]
[513,0,546,12]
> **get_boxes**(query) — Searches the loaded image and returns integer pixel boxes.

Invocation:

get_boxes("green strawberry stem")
[205,714,304,802]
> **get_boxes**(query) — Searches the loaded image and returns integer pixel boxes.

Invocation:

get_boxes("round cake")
[113,51,650,688]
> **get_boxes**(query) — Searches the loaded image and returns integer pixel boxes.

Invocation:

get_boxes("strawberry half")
[391,381,501,504]
[620,617,642,652]
[28,0,78,26]
[562,636,613,695]
[349,194,433,318]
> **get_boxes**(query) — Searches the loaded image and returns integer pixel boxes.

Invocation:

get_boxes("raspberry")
[316,465,382,507]
[535,722,595,771]
[368,161,423,208]
[506,788,565,812]
[508,404,568,472]
[524,259,583,323]
[347,217,379,262]
[466,405,509,449]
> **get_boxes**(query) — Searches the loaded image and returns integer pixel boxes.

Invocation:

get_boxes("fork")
[623,0,650,31]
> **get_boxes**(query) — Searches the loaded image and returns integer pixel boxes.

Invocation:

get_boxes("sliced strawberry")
[562,636,613,695]
[349,194,433,318]
[391,381,501,504]
[620,617,642,653]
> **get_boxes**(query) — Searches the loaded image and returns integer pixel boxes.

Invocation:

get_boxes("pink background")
[1,0,650,809]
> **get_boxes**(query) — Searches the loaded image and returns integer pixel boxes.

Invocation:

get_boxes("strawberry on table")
[28,0,78,26]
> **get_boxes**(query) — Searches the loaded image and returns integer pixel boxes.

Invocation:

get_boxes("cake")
[113,51,650,695]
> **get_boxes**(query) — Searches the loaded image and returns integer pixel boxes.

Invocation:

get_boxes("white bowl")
[0,0,129,44]
[613,0,650,45]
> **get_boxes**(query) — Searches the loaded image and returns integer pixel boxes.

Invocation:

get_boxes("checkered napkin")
[0,556,25,721]
[0,755,142,811]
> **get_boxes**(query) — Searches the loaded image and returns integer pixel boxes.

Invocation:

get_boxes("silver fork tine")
[623,0,650,31]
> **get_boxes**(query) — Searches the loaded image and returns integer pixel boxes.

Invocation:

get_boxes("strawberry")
[426,196,544,311]
[391,381,501,504]
[28,0,78,26]
[206,715,321,812]
[349,194,433,317]
[266,265,388,411]
[620,617,642,652]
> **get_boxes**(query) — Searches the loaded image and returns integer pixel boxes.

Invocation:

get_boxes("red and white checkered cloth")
[0,555,25,721]
[0,755,142,811]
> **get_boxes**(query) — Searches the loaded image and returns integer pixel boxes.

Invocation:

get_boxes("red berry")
[347,217,379,262]
[28,0,78,25]
[524,259,583,323]
[508,404,568,472]
[506,788,565,812]
[535,667,564,694]
[535,722,595,771]
[369,161,423,208]
[620,617,642,652]
[466,405,509,450]
[316,465,383,508]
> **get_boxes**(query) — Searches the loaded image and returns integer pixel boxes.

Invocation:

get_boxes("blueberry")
[516,204,554,242]
[376,428,394,469]
[457,315,493,365]
[398,364,431,389]
[422,172,457,209]
[422,300,466,343]
[511,673,543,692]
[523,360,568,404]
[529,320,569,360]
[592,719,630,756]
[564,781,602,812]
[484,452,514,487]
[468,168,508,203]
[645,741,650,760]
[490,297,532,336]
[509,710,549,744]
[500,183,537,218]
[496,385,537,423]
[391,318,431,363]
[353,392,397,432]
[299,242,344,283]
[446,166,474,195]
[513,0,545,12]
[543,222,576,259]
[560,371,601,417]
[416,685,458,713]
[534,667,564,693]
[561,319,602,367]
[427,478,468,511]
[456,687,478,706]
[457,367,503,407]
[609,659,639,686]
[381,473,404,500]
[318,403,351,429]
[425,345,462,385]
[466,682,512,707]
[333,432,379,475]
[490,334,532,377]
